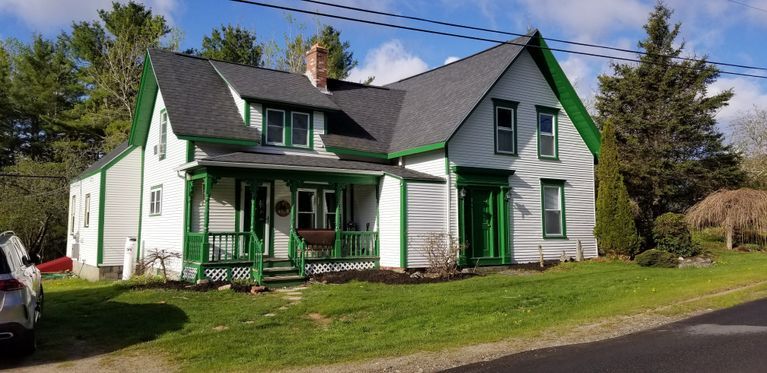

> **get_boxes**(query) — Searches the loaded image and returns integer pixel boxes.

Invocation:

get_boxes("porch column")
[202,174,218,262]
[183,179,194,261]
[287,180,300,258]
[334,183,345,258]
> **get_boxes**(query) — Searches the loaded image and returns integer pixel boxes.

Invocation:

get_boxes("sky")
[0,0,765,134]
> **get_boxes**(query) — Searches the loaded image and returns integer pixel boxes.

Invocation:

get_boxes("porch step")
[262,274,306,288]
[262,257,294,268]
[262,266,299,275]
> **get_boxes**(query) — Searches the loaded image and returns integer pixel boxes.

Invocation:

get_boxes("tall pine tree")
[594,120,640,256]
[193,24,262,66]
[595,3,743,241]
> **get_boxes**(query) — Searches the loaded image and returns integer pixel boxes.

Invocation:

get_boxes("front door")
[465,188,496,258]
[243,185,268,247]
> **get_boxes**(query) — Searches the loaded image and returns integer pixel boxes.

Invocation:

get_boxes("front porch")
[179,165,381,284]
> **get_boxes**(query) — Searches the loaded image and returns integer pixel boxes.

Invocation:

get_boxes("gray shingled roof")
[149,49,260,142]
[75,141,131,180]
[211,61,339,111]
[384,33,532,153]
[199,152,443,182]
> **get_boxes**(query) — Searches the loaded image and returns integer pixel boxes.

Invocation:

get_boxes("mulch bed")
[125,280,256,293]
[311,269,476,285]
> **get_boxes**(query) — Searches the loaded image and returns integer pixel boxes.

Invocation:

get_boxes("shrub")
[413,233,465,278]
[635,249,678,268]
[653,213,699,257]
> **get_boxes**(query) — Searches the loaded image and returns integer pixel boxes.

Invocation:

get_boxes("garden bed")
[120,279,257,293]
[312,269,476,284]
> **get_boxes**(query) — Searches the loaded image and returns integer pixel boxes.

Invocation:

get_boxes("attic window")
[493,99,518,155]
[159,109,168,160]
[536,106,559,160]
[291,112,310,147]
[266,109,286,145]
[263,106,313,149]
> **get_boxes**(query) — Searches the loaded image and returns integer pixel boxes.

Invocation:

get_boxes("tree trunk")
[726,227,734,250]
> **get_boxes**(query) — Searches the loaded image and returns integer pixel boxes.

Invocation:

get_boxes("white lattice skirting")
[181,267,198,281]
[305,261,376,275]
[203,267,251,281]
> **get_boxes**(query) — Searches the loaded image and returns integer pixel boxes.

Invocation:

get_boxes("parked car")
[0,231,43,354]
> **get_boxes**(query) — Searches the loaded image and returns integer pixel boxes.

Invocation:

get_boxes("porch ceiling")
[187,152,444,182]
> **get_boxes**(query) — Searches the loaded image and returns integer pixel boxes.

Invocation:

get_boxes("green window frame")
[149,185,163,216]
[536,105,559,160]
[83,193,91,228]
[322,190,337,229]
[540,179,566,239]
[159,109,168,160]
[296,188,317,229]
[262,105,314,149]
[493,98,518,155]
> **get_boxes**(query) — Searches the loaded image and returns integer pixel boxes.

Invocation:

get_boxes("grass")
[22,247,767,371]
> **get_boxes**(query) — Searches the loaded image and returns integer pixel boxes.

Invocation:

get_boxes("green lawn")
[27,248,767,371]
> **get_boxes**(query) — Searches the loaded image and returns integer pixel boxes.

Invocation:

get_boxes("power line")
[0,173,68,180]
[229,0,767,80]
[302,0,767,73]
[727,0,767,13]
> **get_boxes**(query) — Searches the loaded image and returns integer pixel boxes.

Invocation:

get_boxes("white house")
[66,30,601,284]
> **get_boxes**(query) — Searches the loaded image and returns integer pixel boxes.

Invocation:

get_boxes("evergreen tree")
[196,24,262,66]
[594,120,640,256]
[309,26,357,79]
[595,3,743,241]
[67,1,171,152]
[0,42,13,166]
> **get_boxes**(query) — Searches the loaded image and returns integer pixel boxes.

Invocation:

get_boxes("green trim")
[128,53,159,148]
[540,179,567,239]
[182,178,190,265]
[324,146,388,160]
[148,184,163,216]
[452,166,514,186]
[186,141,195,163]
[400,180,408,268]
[269,180,275,257]
[159,109,168,161]
[136,149,145,261]
[234,180,241,232]
[536,106,559,160]
[325,142,446,160]
[492,98,519,156]
[388,142,445,159]
[456,186,511,266]
[529,35,601,156]
[96,171,106,265]
[192,167,380,186]
[176,135,257,147]
[498,185,510,264]
[262,105,314,149]
[244,102,251,126]
[74,145,137,181]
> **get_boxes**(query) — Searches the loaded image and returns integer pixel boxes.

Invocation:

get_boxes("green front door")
[243,186,268,243]
[466,188,496,258]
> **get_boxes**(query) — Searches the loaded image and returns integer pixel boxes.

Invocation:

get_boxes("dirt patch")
[307,313,332,328]
[124,280,257,293]
[311,270,476,285]
[2,351,176,373]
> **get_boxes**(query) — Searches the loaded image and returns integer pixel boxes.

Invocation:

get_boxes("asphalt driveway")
[445,298,767,373]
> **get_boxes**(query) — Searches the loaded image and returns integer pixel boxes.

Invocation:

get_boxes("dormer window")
[263,106,313,149]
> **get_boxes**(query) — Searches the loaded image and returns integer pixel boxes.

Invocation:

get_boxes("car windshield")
[0,247,10,274]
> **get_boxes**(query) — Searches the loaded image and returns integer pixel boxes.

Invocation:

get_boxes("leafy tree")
[595,3,743,241]
[594,120,640,256]
[731,106,767,188]
[67,1,171,152]
[0,42,13,166]
[195,24,262,66]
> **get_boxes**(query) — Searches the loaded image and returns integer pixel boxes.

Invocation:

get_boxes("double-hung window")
[159,109,168,160]
[296,189,316,229]
[150,185,162,216]
[84,194,91,227]
[493,99,518,154]
[537,106,559,159]
[266,109,286,145]
[541,180,566,238]
[291,112,311,148]
[323,191,337,229]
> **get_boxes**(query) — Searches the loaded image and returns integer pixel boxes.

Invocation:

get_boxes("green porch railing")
[185,232,253,263]
[186,232,205,262]
[289,230,307,277]
[340,231,379,257]
[249,232,264,284]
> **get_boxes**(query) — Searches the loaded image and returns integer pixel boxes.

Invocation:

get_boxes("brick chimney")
[305,43,329,93]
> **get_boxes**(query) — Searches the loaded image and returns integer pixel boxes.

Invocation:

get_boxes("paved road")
[445,298,767,373]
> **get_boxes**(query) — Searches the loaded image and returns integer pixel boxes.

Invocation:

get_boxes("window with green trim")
[159,109,168,160]
[296,189,316,229]
[291,112,311,148]
[537,106,559,159]
[323,190,337,229]
[149,185,163,216]
[541,180,566,238]
[265,108,286,145]
[493,99,518,154]
[83,194,91,228]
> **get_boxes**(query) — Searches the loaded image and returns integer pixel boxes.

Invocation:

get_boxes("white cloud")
[0,0,179,31]
[444,56,460,65]
[559,55,595,99]
[710,77,767,135]
[517,0,650,41]
[347,40,429,85]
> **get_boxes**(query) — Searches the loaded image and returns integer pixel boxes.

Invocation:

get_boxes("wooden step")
[262,274,306,288]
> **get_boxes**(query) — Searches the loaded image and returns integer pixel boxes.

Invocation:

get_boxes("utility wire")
[229,0,767,80]
[301,0,767,73]
[727,0,767,13]
[0,173,68,180]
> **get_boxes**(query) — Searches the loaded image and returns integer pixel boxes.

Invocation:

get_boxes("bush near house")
[635,249,679,268]
[653,212,699,257]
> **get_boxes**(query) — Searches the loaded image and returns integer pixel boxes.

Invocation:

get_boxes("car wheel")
[17,329,36,355]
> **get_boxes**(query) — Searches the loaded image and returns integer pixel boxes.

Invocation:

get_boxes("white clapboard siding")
[207,178,237,232]
[68,173,101,265]
[352,184,378,232]
[378,175,401,267]
[102,147,141,266]
[139,90,188,274]
[403,149,451,242]
[406,182,447,268]
[66,185,80,259]
[273,180,291,257]
[448,49,598,262]
[228,84,246,122]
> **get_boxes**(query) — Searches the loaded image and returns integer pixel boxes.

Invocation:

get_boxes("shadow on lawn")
[0,284,188,369]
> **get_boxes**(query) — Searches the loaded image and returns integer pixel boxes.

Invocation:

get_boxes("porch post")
[245,180,259,260]
[334,183,344,258]
[183,179,193,261]
[287,180,299,258]
[202,174,213,263]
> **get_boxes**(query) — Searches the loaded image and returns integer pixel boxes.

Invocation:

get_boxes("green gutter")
[177,135,257,147]
[97,171,106,265]
[400,179,408,268]
[325,146,388,160]
[326,141,446,160]
[74,145,137,182]
[388,142,445,159]
[136,149,145,261]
